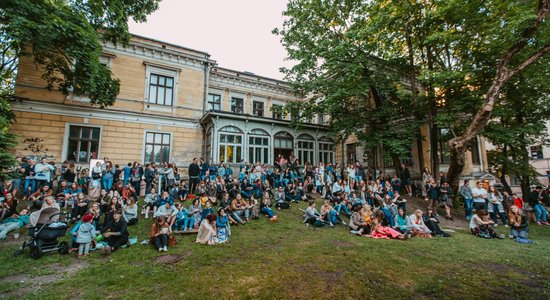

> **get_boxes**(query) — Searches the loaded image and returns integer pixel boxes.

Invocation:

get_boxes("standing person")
[130,162,142,196]
[63,162,77,184]
[101,161,115,192]
[122,163,132,187]
[439,181,454,220]
[401,164,412,197]
[23,159,37,199]
[144,163,156,195]
[91,161,102,189]
[75,214,96,257]
[421,167,432,201]
[460,180,474,220]
[471,181,488,211]
[189,158,200,195]
[34,157,55,188]
[487,186,507,227]
[528,186,549,225]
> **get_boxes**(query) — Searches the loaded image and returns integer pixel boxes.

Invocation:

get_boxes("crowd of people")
[1,154,549,256]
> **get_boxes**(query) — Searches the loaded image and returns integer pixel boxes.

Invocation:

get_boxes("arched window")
[219,126,243,163]
[318,136,335,164]
[297,134,315,165]
[274,131,294,161]
[248,129,270,164]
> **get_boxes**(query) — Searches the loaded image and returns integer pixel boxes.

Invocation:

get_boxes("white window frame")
[297,135,315,165]
[319,140,335,164]
[218,126,244,163]
[271,99,285,120]
[248,130,270,164]
[230,92,246,114]
[142,130,173,165]
[144,64,179,109]
[61,123,103,164]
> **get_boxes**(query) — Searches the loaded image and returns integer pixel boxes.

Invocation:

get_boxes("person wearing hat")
[150,216,171,252]
[527,186,549,225]
[76,213,96,257]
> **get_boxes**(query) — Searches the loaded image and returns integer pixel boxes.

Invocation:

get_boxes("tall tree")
[0,0,160,173]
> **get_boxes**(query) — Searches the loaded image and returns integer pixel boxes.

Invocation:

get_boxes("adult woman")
[130,162,142,196]
[97,189,113,215]
[164,163,176,189]
[143,188,159,218]
[422,167,432,200]
[101,161,115,191]
[216,208,231,243]
[320,200,342,227]
[189,199,202,228]
[422,208,450,237]
[91,161,102,189]
[101,209,129,254]
[469,209,499,239]
[426,178,439,212]
[350,205,370,235]
[407,209,433,237]
[196,214,218,245]
[508,205,529,240]
[488,186,507,227]
[0,193,18,221]
[370,214,409,240]
[438,181,454,220]
[150,216,171,252]
[394,207,410,234]
[260,191,278,221]
[122,197,138,225]
[460,180,474,220]
[70,193,88,221]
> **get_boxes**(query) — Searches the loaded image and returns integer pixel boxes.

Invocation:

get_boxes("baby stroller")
[14,207,70,259]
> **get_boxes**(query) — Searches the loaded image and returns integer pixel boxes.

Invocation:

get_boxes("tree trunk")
[391,153,402,177]
[499,145,513,195]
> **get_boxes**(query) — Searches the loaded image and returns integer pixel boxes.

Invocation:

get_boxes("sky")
[128,0,291,80]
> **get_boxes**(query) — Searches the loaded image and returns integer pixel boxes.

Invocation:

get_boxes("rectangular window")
[144,132,171,164]
[531,145,544,159]
[471,137,481,165]
[67,126,100,163]
[219,133,243,163]
[319,142,334,164]
[272,104,282,120]
[208,93,221,111]
[253,101,264,117]
[148,74,174,106]
[231,97,243,114]
[318,114,325,125]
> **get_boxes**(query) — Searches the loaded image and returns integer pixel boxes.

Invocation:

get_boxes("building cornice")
[200,111,329,131]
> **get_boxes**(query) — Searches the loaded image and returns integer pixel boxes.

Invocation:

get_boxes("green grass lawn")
[1,198,550,299]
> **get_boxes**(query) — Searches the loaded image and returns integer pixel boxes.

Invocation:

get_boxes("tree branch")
[510,43,550,77]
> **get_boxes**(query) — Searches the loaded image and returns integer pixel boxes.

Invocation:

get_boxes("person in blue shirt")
[216,207,230,243]
[201,201,215,221]
[157,191,174,207]
[122,163,132,187]
[174,202,194,231]
[0,209,30,239]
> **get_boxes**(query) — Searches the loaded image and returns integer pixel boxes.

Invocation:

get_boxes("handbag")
[168,235,177,246]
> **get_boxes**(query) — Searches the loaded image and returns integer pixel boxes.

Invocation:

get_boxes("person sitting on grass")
[247,195,260,219]
[350,204,371,235]
[70,193,88,222]
[0,193,18,222]
[370,213,409,240]
[274,186,290,209]
[143,188,159,219]
[0,208,29,240]
[394,207,411,235]
[64,182,82,208]
[29,185,53,209]
[216,208,230,243]
[150,216,171,252]
[469,209,500,239]
[97,189,113,215]
[101,209,129,255]
[303,200,323,227]
[155,202,178,228]
[219,192,239,225]
[320,200,344,227]
[406,209,432,237]
[196,214,218,245]
[201,200,215,221]
[508,205,530,241]
[231,194,250,223]
[332,192,352,217]
[189,199,202,228]
[260,191,278,221]
[122,197,138,226]
[174,202,194,231]
[422,208,451,237]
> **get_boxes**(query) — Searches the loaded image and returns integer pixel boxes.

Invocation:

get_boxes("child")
[76,214,96,257]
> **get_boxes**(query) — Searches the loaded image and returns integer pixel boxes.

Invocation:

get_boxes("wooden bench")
[172,229,199,235]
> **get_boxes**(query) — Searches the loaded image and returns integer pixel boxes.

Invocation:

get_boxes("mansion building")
[10,34,488,179]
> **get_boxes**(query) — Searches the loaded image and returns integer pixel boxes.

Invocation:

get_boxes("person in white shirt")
[471,181,488,211]
[154,202,179,227]
[34,157,55,188]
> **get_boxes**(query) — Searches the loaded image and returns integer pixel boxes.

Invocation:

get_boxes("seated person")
[216,208,230,243]
[394,207,411,235]
[469,209,500,239]
[29,185,53,209]
[100,209,129,255]
[122,197,138,226]
[196,214,218,245]
[247,195,260,219]
[143,188,159,218]
[231,194,250,223]
[97,189,113,215]
[64,182,82,208]
[207,181,218,205]
[201,200,215,221]
[350,204,371,235]
[320,200,344,227]
[0,208,29,239]
[370,213,409,240]
[508,205,529,240]
[274,186,290,209]
[0,193,18,221]
[121,182,137,200]
[240,179,254,199]
[154,202,178,228]
[157,191,174,208]
[285,183,301,203]
[149,216,171,252]
[260,191,277,221]
[174,202,194,231]
[55,180,69,206]
[406,209,432,237]
[422,208,450,237]
[189,199,203,228]
[219,192,238,225]
[70,192,88,222]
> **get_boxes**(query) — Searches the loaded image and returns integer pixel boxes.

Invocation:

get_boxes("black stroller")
[14,207,70,259]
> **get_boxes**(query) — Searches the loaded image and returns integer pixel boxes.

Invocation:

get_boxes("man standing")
[34,157,55,188]
[400,164,412,197]
[188,158,200,195]
[528,186,549,225]
[460,179,474,220]
[471,181,488,211]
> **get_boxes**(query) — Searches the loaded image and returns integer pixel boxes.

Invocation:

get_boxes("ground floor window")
[219,126,243,163]
[144,132,171,164]
[319,138,334,164]
[297,134,315,165]
[274,131,294,160]
[67,125,100,163]
[249,129,269,164]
